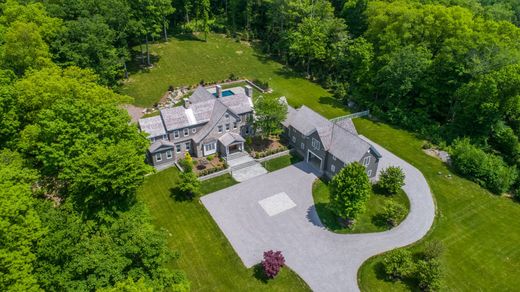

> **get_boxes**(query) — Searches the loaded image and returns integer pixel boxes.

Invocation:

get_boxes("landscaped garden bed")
[247,136,288,159]
[193,155,228,177]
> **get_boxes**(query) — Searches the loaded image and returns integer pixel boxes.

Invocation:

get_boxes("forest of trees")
[1,0,520,290]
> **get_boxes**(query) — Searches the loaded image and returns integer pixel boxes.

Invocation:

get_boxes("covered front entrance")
[307,150,323,171]
[219,132,246,157]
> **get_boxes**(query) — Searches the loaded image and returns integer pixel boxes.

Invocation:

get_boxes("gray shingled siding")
[324,152,346,178]
[149,150,175,167]
[287,126,308,160]
[169,124,204,143]
[360,151,379,178]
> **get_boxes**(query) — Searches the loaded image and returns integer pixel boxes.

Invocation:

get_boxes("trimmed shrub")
[416,259,443,291]
[378,166,405,195]
[381,200,407,227]
[450,138,517,194]
[382,249,415,280]
[261,250,285,279]
[178,171,200,198]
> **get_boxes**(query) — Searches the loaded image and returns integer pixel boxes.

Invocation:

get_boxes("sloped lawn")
[138,168,310,291]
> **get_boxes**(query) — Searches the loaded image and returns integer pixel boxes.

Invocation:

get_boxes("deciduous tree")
[329,162,371,220]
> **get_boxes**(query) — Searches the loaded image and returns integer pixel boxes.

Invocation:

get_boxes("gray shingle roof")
[189,85,215,103]
[149,140,175,153]
[138,115,166,138]
[219,132,245,146]
[219,93,253,115]
[192,100,232,143]
[283,104,375,164]
[334,118,358,135]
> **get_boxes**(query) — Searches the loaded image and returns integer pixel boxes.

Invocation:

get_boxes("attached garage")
[307,150,323,171]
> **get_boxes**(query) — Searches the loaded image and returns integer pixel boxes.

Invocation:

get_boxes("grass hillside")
[125,34,520,291]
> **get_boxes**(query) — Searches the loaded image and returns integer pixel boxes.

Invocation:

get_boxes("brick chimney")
[216,84,222,98]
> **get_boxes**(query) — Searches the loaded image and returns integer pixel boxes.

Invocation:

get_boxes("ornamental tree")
[253,95,288,137]
[329,162,371,220]
[378,166,405,195]
[262,250,285,279]
[178,171,201,198]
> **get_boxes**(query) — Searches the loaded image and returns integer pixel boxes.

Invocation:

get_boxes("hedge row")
[254,146,288,159]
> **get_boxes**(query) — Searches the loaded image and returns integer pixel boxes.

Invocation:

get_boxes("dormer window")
[173,130,180,139]
[183,128,189,137]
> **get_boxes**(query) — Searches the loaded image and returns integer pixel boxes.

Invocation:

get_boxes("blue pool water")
[213,90,234,97]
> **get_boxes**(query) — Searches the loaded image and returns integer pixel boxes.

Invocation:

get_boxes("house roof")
[283,104,376,164]
[219,132,245,146]
[138,115,166,138]
[189,85,215,103]
[219,93,253,115]
[334,118,358,135]
[192,100,234,143]
[149,140,175,153]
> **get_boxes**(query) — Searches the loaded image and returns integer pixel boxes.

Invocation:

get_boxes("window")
[192,128,197,133]
[331,164,336,172]
[218,125,223,133]
[312,138,320,150]
[233,122,237,129]
[166,150,173,159]
[162,134,167,140]
[176,144,181,153]
[367,169,372,177]
[205,143,216,151]
[245,127,250,134]
[332,155,336,161]
[292,136,296,143]
[183,128,189,137]
[185,142,191,151]
[363,156,371,167]
[301,142,305,150]
[155,153,162,161]
[226,124,230,131]
[173,130,180,139]
[225,113,229,119]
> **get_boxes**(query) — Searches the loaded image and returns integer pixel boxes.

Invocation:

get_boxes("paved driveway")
[201,137,435,291]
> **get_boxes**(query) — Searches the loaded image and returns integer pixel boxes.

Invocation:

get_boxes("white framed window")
[183,128,189,137]
[218,125,223,133]
[312,138,320,150]
[192,128,197,133]
[301,142,305,150]
[166,150,173,159]
[176,144,181,153]
[225,124,230,131]
[363,156,371,167]
[155,153,162,161]
[367,169,372,176]
[332,155,336,161]
[173,130,180,139]
[233,122,237,129]
[331,164,336,172]
[205,143,216,151]
[292,136,296,143]
[225,113,229,119]
[185,142,191,151]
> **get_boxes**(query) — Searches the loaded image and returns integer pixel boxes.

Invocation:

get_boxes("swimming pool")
[214,90,234,97]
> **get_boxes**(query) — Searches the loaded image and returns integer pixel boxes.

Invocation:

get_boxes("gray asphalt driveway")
[201,137,435,292]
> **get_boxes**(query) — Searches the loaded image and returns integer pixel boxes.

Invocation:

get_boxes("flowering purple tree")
[262,250,285,278]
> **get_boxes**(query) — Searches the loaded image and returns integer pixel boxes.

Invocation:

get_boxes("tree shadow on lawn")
[126,49,161,75]
[251,263,269,284]
[318,95,347,111]
[174,33,206,42]
[169,187,195,202]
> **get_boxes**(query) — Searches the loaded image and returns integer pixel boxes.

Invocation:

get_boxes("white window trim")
[332,155,336,161]
[218,125,223,133]
[192,128,197,133]
[301,142,305,150]
[363,156,371,167]
[331,164,336,172]
[225,123,230,131]
[233,122,237,129]
[155,153,162,161]
[173,130,180,139]
[183,128,189,137]
[367,169,372,177]
[176,144,181,153]
[166,150,173,159]
[292,136,296,143]
[185,142,191,151]
[312,138,320,150]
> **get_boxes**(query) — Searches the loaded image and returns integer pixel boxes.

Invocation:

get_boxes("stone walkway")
[226,152,267,182]
[201,137,435,291]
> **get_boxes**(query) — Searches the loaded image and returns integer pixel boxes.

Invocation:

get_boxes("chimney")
[216,84,222,98]
[244,85,253,98]
[183,98,190,109]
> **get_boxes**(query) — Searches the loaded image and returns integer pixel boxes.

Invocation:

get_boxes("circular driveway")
[201,137,435,291]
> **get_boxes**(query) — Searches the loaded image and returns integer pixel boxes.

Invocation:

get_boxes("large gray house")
[282,103,381,178]
[139,85,254,168]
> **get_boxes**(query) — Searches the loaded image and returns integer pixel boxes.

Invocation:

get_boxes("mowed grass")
[261,152,303,172]
[354,119,520,291]
[312,179,410,234]
[121,33,348,119]
[138,168,310,291]
[129,33,520,290]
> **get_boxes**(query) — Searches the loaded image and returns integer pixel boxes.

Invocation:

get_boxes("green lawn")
[312,179,410,234]
[355,119,520,291]
[138,168,310,291]
[129,33,520,291]
[121,34,348,119]
[261,152,303,172]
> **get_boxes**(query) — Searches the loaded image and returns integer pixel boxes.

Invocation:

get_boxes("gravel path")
[201,137,435,291]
